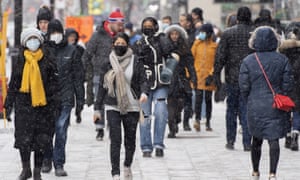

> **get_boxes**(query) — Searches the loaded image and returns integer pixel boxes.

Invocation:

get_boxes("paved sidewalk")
[0,102,299,180]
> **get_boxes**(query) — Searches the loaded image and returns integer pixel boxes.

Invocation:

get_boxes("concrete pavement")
[0,102,299,180]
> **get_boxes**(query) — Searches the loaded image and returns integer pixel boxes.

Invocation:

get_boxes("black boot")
[291,133,299,151]
[183,120,191,131]
[18,161,32,180]
[41,159,52,173]
[206,119,212,131]
[96,129,104,141]
[33,168,42,180]
[285,135,292,149]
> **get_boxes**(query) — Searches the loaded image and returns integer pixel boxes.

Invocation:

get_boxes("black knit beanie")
[36,6,53,27]
[47,19,64,35]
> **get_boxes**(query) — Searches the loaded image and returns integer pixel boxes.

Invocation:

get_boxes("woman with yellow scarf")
[4,27,58,180]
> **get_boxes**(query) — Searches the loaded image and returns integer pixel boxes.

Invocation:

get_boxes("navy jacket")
[239,28,293,140]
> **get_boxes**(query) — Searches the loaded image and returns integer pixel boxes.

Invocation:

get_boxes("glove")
[205,75,214,86]
[94,110,101,122]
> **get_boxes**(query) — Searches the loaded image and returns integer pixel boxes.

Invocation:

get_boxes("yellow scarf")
[20,49,47,107]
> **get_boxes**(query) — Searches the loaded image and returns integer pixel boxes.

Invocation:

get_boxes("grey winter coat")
[239,27,293,140]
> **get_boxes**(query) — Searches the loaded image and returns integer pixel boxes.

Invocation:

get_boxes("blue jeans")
[140,87,168,152]
[226,84,251,146]
[292,111,300,132]
[53,106,72,168]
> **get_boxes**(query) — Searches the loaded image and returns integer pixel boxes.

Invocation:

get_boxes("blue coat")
[239,27,293,140]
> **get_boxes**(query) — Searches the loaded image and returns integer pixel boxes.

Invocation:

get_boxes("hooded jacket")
[239,27,293,140]
[280,22,300,112]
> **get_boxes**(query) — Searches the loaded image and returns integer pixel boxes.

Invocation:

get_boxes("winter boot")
[285,134,291,149]
[41,159,52,173]
[18,161,32,180]
[206,119,212,131]
[96,129,104,141]
[193,120,200,132]
[33,168,42,180]
[290,132,299,151]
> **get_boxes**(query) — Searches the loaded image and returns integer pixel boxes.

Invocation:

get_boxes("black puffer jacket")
[4,45,59,150]
[48,40,85,108]
[94,54,149,110]
[239,27,293,140]
[214,23,254,86]
[133,33,173,90]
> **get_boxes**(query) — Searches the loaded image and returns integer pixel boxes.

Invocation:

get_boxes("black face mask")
[143,28,155,36]
[114,46,128,56]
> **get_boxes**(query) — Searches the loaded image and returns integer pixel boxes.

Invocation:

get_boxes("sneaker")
[55,167,68,177]
[183,124,191,131]
[193,120,200,132]
[225,142,234,150]
[244,145,251,152]
[113,174,120,180]
[142,151,151,158]
[124,166,132,180]
[155,149,164,157]
[76,115,82,123]
[252,172,260,180]
[167,132,176,138]
[285,135,291,149]
[269,175,277,180]
[96,129,104,141]
[41,159,52,173]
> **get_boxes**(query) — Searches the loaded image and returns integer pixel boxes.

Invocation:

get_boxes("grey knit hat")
[20,28,44,46]
[164,24,188,39]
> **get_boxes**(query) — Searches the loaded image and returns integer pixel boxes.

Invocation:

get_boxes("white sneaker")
[252,172,260,180]
[269,176,277,180]
[124,166,132,180]
[112,174,120,180]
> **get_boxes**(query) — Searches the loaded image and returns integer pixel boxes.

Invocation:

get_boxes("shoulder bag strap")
[254,53,275,96]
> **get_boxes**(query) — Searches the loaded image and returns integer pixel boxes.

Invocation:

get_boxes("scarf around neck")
[20,49,47,107]
[103,48,133,114]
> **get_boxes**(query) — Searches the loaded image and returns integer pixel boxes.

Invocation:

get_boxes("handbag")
[254,53,295,112]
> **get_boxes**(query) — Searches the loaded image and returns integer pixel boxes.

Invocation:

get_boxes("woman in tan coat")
[191,23,217,131]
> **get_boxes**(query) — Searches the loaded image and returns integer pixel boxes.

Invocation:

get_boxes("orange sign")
[65,16,94,43]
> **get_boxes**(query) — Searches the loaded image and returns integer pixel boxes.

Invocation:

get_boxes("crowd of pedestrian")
[3,4,300,180]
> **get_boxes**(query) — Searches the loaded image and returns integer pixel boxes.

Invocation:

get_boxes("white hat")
[164,24,188,40]
[20,28,44,46]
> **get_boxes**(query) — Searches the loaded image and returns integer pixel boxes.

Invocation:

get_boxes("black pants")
[107,110,139,176]
[195,90,212,121]
[167,97,184,133]
[183,91,193,125]
[20,149,44,168]
[251,136,280,174]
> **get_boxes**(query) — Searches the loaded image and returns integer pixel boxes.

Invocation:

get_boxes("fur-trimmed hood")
[249,26,280,52]
[164,24,188,40]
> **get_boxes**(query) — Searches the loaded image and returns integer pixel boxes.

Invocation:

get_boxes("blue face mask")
[197,32,207,40]
[26,38,41,52]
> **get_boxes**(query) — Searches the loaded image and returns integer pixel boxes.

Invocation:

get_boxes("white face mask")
[26,38,41,52]
[50,33,63,44]
[125,30,131,36]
